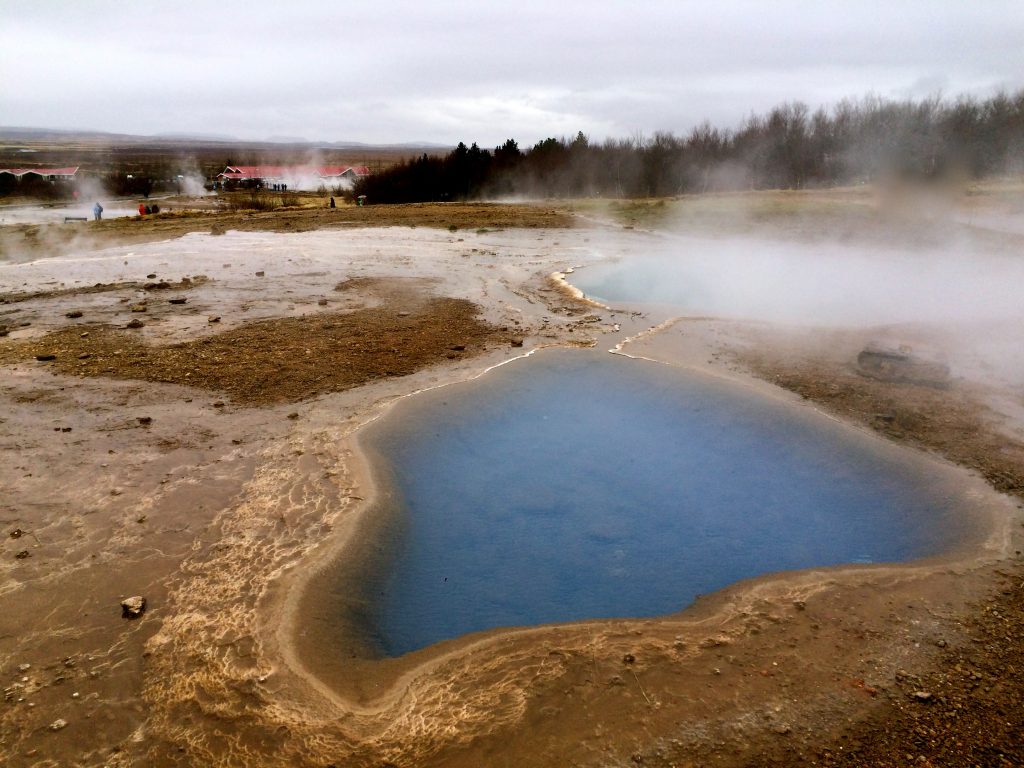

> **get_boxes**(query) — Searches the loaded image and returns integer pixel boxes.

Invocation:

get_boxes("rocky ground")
[1,195,1022,767]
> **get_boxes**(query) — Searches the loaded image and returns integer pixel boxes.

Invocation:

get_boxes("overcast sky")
[2,1,1022,147]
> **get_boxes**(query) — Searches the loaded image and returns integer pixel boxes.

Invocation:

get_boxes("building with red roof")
[216,165,369,189]
[0,166,79,180]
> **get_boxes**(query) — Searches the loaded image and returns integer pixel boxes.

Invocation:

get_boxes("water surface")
[365,350,962,656]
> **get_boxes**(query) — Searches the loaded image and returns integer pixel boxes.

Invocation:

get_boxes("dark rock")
[78,353,90,360]
[255,271,265,277]
[168,298,187,305]
[213,401,225,408]
[208,316,221,324]
[137,417,152,426]
[450,344,466,351]
[510,337,524,347]
[126,319,144,329]
[65,310,83,319]
[15,550,30,559]
[35,354,57,361]
[9,529,24,539]
[857,342,950,388]
[120,596,146,619]
[146,274,157,279]
[622,653,636,665]
[287,412,299,420]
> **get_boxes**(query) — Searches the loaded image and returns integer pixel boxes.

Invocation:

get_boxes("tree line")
[354,90,1024,202]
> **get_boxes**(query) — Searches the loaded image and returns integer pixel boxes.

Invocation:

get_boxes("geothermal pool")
[362,350,964,657]
[570,235,1024,326]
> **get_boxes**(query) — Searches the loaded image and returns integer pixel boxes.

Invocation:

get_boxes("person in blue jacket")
[93,202,103,221]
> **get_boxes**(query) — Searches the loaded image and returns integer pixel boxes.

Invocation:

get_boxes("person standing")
[93,202,103,221]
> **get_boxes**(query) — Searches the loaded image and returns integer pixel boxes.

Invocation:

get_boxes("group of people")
[137,203,160,216]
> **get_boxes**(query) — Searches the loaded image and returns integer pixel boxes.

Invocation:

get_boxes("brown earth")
[0,201,574,262]
[2,198,1023,767]
[1,277,201,306]
[0,298,511,407]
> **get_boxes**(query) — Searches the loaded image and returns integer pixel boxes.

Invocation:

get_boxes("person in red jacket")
[138,203,146,216]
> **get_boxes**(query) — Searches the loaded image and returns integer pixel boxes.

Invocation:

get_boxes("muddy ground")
[1,195,1023,767]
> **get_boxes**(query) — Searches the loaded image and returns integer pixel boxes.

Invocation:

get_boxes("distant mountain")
[264,135,310,144]
[0,126,452,152]
[153,131,240,142]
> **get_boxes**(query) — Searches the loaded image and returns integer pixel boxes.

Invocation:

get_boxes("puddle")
[361,349,968,656]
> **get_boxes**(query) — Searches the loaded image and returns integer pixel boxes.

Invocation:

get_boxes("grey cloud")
[1,0,1021,145]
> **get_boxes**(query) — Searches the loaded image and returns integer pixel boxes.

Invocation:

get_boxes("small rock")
[450,344,466,351]
[622,653,636,665]
[318,299,328,306]
[397,311,411,317]
[912,690,933,702]
[130,304,147,312]
[793,600,807,611]
[255,271,265,277]
[17,663,30,672]
[208,316,221,324]
[15,550,31,559]
[168,298,187,305]
[66,310,83,319]
[146,273,157,279]
[78,353,91,360]
[287,412,299,420]
[772,724,792,736]
[120,596,147,619]
[510,337,524,347]
[80,331,89,338]
[49,718,68,732]
[137,416,152,426]
[126,319,144,329]
[936,638,947,648]
[213,401,225,408]
[10,528,24,539]
[35,354,57,361]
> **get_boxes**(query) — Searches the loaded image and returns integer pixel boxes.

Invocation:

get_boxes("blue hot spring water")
[363,350,961,657]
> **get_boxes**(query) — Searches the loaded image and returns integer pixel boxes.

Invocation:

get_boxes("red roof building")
[0,166,79,179]
[216,165,370,183]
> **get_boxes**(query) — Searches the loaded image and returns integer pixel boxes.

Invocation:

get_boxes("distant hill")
[0,127,451,153]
